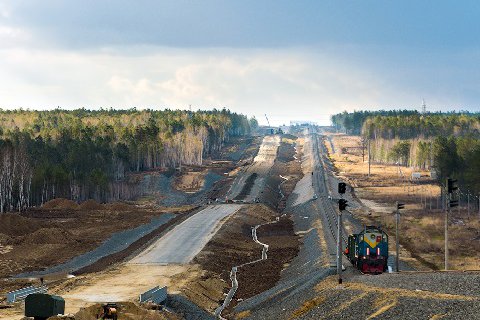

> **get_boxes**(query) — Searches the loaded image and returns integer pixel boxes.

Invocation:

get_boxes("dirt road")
[130,204,243,264]
[60,264,195,313]
[227,135,281,202]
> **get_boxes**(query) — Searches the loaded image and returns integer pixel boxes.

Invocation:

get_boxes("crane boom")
[264,114,270,127]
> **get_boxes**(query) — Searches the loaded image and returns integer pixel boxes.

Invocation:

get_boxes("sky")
[1,1,480,125]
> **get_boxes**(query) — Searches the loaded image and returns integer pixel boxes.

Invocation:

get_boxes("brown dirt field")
[326,133,480,270]
[190,204,300,315]
[0,204,194,281]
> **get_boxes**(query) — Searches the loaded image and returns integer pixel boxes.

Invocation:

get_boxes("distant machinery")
[264,114,283,135]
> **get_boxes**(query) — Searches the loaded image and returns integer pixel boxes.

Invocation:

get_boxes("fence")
[6,285,48,303]
[139,286,167,305]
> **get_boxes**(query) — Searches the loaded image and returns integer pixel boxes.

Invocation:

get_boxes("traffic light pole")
[395,208,400,272]
[337,209,342,284]
[394,201,404,272]
[445,196,449,271]
[337,182,347,285]
[445,177,458,271]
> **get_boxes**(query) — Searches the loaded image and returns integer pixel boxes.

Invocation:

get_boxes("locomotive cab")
[346,226,388,274]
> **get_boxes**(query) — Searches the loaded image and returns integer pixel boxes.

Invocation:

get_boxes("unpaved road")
[228,135,281,202]
[61,264,194,313]
[130,204,243,264]
[45,205,242,314]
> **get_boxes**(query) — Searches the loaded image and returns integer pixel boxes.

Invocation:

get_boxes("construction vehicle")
[97,303,118,320]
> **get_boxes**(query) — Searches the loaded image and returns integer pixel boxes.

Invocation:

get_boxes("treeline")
[331,110,480,193]
[331,110,480,137]
[0,108,258,212]
[331,110,420,135]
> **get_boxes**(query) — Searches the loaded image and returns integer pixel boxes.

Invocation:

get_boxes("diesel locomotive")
[345,226,388,274]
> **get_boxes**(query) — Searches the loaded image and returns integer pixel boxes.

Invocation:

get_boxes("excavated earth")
[0,203,195,296]
[181,136,304,317]
[189,204,300,316]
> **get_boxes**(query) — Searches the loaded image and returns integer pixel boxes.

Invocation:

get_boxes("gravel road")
[130,204,243,264]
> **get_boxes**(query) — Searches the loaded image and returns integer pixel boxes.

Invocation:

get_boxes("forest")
[331,110,480,193]
[0,108,257,212]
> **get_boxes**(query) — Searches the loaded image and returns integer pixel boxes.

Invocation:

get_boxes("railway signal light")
[447,178,458,194]
[339,199,348,211]
[396,202,405,210]
[338,182,346,194]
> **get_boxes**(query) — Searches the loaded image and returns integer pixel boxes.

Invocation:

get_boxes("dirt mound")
[74,302,180,320]
[78,199,104,210]
[173,171,207,192]
[43,198,79,210]
[24,227,75,245]
[0,213,39,236]
[107,202,132,211]
[0,232,13,244]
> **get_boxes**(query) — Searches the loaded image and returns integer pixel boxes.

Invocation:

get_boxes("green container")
[25,293,65,319]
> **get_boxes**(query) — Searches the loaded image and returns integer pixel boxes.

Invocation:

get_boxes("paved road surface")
[129,204,243,264]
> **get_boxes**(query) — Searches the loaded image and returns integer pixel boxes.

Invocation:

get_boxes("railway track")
[310,130,348,249]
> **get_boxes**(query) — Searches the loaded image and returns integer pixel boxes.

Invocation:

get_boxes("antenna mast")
[422,99,426,115]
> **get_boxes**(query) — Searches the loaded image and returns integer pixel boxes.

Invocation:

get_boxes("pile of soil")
[78,199,104,210]
[107,202,132,211]
[23,228,75,245]
[0,213,39,236]
[73,302,180,320]
[43,198,79,210]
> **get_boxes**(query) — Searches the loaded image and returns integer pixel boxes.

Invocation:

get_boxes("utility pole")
[445,197,449,271]
[368,139,371,177]
[446,178,458,270]
[468,192,470,219]
[337,182,347,284]
[395,202,404,272]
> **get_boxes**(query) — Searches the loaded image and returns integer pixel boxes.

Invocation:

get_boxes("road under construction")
[1,128,480,320]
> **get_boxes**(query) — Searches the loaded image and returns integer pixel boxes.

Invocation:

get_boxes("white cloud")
[0,45,476,125]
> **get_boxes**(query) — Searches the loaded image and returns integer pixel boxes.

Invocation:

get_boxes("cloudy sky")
[1,1,479,125]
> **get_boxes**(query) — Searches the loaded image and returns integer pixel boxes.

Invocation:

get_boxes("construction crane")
[264,114,271,127]
[264,114,276,135]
